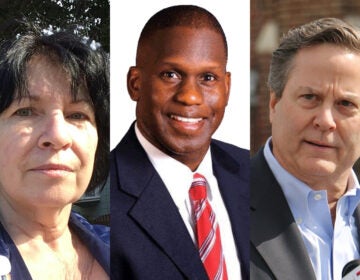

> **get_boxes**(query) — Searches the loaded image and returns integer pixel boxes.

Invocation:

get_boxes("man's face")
[129,27,230,170]
[270,44,360,188]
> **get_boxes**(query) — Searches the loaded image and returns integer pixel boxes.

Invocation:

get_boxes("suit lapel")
[129,173,207,279]
[211,141,250,279]
[251,150,316,280]
[115,125,208,279]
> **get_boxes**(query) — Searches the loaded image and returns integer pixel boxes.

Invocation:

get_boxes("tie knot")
[189,173,207,201]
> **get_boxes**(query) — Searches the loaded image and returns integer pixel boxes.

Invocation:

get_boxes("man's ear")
[224,71,231,106]
[127,66,141,101]
[269,91,279,123]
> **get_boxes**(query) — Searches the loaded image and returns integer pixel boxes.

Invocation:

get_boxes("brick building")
[251,0,360,153]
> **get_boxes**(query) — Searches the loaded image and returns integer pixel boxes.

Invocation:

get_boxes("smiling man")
[110,5,249,280]
[251,18,360,280]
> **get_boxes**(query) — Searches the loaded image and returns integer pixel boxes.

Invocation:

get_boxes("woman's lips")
[29,164,73,177]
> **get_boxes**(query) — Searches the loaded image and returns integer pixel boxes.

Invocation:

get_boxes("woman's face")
[0,55,98,210]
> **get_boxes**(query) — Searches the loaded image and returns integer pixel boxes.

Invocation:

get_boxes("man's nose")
[174,78,204,105]
[313,106,336,132]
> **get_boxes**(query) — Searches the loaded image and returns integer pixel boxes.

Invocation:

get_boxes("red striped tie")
[189,173,228,280]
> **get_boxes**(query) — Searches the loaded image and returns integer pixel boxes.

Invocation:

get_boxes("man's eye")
[203,74,216,81]
[302,94,316,100]
[14,108,33,116]
[161,71,180,79]
[339,100,355,108]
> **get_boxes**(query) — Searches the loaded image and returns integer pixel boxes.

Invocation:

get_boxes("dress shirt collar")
[134,123,214,209]
[135,124,242,279]
[263,137,360,224]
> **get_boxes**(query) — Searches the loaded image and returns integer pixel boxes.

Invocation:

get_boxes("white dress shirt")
[264,137,360,280]
[135,124,241,279]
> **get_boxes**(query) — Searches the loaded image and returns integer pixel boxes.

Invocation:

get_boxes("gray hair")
[268,17,360,98]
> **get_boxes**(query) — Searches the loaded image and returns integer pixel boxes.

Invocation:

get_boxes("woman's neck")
[0,194,106,279]
[0,193,72,244]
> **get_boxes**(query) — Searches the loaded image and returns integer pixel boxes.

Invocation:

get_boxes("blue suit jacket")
[110,125,249,279]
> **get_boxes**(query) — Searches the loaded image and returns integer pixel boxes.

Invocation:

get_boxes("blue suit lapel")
[115,124,208,279]
[128,173,208,279]
[211,141,250,279]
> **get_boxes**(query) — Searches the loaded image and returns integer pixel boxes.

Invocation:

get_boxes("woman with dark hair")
[0,30,109,279]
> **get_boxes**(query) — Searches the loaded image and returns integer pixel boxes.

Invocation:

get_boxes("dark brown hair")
[0,30,109,191]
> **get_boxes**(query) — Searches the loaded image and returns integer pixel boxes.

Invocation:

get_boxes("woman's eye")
[14,108,33,116]
[68,112,87,120]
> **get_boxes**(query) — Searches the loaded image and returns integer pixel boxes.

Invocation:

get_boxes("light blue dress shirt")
[264,138,360,280]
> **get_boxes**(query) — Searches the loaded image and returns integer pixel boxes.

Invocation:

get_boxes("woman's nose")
[38,113,72,150]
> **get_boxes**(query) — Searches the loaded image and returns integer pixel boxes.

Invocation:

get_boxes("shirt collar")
[345,170,360,217]
[263,137,360,222]
[135,123,214,207]
[264,137,313,223]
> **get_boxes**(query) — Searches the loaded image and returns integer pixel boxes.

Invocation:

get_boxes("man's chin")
[300,159,338,177]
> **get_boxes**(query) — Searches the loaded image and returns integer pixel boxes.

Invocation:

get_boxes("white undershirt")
[135,124,241,279]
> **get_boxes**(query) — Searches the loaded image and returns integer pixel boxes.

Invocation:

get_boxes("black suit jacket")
[110,124,249,279]
[250,148,316,279]
[251,149,360,279]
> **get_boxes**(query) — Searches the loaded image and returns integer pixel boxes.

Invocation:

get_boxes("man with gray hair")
[251,18,360,280]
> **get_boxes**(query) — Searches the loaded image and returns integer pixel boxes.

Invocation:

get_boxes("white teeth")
[171,115,202,123]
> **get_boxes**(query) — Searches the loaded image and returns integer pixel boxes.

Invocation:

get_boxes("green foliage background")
[0,0,109,52]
